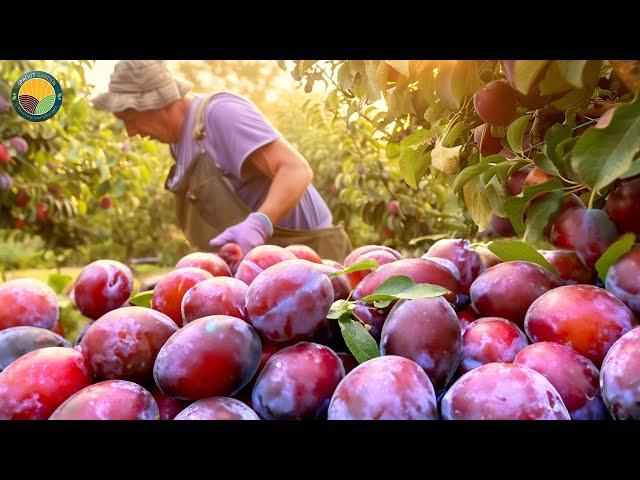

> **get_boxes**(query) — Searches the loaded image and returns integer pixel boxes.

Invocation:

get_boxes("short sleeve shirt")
[169,93,332,230]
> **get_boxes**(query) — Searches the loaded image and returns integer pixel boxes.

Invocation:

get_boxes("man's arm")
[248,137,313,226]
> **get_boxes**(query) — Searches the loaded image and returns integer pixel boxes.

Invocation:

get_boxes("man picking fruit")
[92,60,351,260]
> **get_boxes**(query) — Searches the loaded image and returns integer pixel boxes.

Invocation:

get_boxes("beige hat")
[91,60,194,112]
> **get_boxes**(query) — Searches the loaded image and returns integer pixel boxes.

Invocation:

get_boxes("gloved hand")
[209,212,274,254]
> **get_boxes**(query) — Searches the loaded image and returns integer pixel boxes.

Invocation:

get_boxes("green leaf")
[453,155,501,193]
[277,60,288,71]
[513,61,549,94]
[367,274,414,297]
[129,290,153,308]
[359,274,450,305]
[571,92,640,192]
[507,115,531,154]
[327,299,355,320]
[328,259,379,279]
[487,240,559,275]
[400,148,431,189]
[621,157,640,179]
[539,61,575,95]
[463,177,493,231]
[595,233,636,282]
[522,192,565,244]
[48,274,73,294]
[386,142,400,159]
[338,316,379,364]
[533,152,560,176]
[442,122,466,148]
[555,60,588,88]
[503,178,565,235]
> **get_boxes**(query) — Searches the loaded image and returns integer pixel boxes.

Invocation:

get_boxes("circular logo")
[11,71,63,122]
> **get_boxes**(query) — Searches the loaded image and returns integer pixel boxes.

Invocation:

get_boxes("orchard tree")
[285,60,640,264]
[0,60,188,267]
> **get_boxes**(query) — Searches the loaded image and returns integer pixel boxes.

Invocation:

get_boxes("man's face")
[115,108,177,143]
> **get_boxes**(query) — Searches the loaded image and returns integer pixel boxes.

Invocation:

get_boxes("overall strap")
[192,93,219,145]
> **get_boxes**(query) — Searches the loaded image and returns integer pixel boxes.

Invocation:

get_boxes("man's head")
[92,61,194,144]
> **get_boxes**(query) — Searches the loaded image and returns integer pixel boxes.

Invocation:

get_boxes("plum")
[0,326,71,372]
[540,249,596,284]
[473,123,503,156]
[151,267,213,326]
[353,259,459,305]
[78,307,178,384]
[174,397,260,420]
[0,347,92,420]
[604,177,640,240]
[344,249,400,289]
[380,297,462,393]
[441,362,570,420]
[71,260,133,320]
[328,356,437,420]
[153,315,261,400]
[600,327,640,419]
[549,207,619,268]
[425,239,484,295]
[252,342,344,420]
[245,259,334,343]
[605,247,640,317]
[148,384,190,420]
[175,252,232,277]
[285,244,323,263]
[181,276,248,325]
[460,317,528,373]
[217,242,244,273]
[525,284,638,366]
[0,278,59,331]
[49,380,159,420]
[473,80,519,126]
[469,261,564,327]
[514,342,608,420]
[234,245,296,286]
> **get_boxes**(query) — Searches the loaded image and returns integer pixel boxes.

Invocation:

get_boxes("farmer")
[91,60,351,261]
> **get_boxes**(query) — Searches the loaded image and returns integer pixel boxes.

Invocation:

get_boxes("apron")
[165,93,353,262]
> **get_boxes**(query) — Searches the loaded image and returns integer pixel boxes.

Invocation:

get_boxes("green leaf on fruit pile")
[327,299,356,320]
[328,259,379,279]
[129,290,153,308]
[522,192,565,244]
[463,177,493,231]
[571,93,640,192]
[513,61,549,95]
[338,316,379,364]
[507,115,531,155]
[359,274,449,308]
[503,178,565,235]
[595,233,636,282]
[487,240,559,275]
[47,273,73,294]
[431,144,462,175]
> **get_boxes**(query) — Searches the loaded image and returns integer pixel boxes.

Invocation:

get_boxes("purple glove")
[209,212,274,254]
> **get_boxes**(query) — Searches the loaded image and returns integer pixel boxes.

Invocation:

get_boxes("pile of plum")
[1,238,639,421]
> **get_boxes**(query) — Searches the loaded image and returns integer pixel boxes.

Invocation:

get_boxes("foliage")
[285,60,639,249]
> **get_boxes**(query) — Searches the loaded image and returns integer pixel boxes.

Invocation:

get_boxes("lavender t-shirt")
[169,93,332,230]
